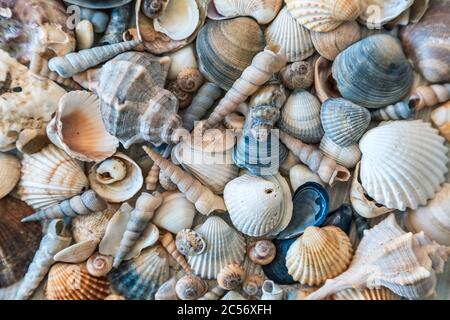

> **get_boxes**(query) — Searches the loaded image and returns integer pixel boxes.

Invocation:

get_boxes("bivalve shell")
[152,192,197,233]
[0,153,21,199]
[359,0,414,27]
[210,0,283,24]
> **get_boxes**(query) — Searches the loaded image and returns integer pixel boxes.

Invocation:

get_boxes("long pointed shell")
[145,164,160,191]
[188,216,246,279]
[359,120,449,210]
[370,101,413,121]
[18,144,89,209]
[15,220,72,300]
[265,6,315,62]
[211,0,283,24]
[159,232,192,274]
[0,153,21,199]
[431,102,450,142]
[48,40,141,78]
[143,146,226,215]
[204,45,287,129]
[285,0,362,32]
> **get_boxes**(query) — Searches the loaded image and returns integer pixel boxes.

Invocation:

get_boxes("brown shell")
[166,81,193,109]
[0,196,42,288]
[333,287,401,300]
[400,0,450,83]
[46,263,110,300]
[279,56,316,90]
[217,264,246,290]
[314,56,340,103]
[71,205,117,243]
[247,240,276,266]
[176,68,204,93]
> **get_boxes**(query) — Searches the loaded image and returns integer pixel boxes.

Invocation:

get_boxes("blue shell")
[100,3,132,45]
[277,182,329,240]
[232,130,288,176]
[323,204,353,234]
[262,238,296,285]
[353,212,370,240]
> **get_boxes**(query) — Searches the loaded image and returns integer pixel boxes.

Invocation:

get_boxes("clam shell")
[431,102,450,142]
[210,0,283,24]
[279,89,324,144]
[0,153,21,199]
[224,174,290,237]
[359,120,449,210]
[319,135,361,169]
[333,287,401,300]
[262,238,296,284]
[286,226,353,285]
[88,152,143,203]
[196,17,264,90]
[265,6,315,62]
[332,34,413,108]
[155,277,178,300]
[152,192,197,233]
[0,197,41,288]
[47,91,119,162]
[108,245,170,300]
[406,183,450,246]
[285,0,362,32]
[53,240,98,264]
[188,216,246,279]
[289,164,324,191]
[46,263,110,300]
[359,0,414,26]
[18,144,89,209]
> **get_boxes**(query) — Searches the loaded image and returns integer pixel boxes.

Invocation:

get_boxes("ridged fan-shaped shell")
[18,144,89,209]
[212,0,283,24]
[0,153,21,199]
[359,120,449,210]
[265,7,315,62]
[188,216,246,279]
[333,287,401,300]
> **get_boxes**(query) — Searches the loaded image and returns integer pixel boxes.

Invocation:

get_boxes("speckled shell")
[265,6,315,62]
[175,274,208,300]
[217,264,246,290]
[400,0,450,83]
[279,89,324,144]
[196,17,265,90]
[176,229,206,256]
[18,144,89,209]
[0,153,21,199]
[210,0,283,24]
[72,205,117,243]
[0,197,41,288]
[279,57,316,90]
[359,120,449,210]
[320,98,371,147]
[188,216,246,280]
[359,0,414,26]
[286,226,353,286]
[320,135,361,169]
[46,263,110,300]
[333,287,401,300]
[108,245,170,300]
[285,0,362,32]
[332,34,413,108]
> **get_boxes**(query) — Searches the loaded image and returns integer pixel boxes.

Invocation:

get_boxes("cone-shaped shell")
[359,0,414,26]
[321,98,371,147]
[108,245,170,300]
[333,287,400,300]
[359,120,449,210]
[0,197,41,288]
[265,7,315,62]
[332,34,413,108]
[18,144,89,209]
[285,0,362,32]
[224,174,292,237]
[320,135,361,169]
[46,263,110,300]
[210,0,283,24]
[406,183,450,246]
[188,216,246,279]
[196,17,265,90]
[0,153,21,199]
[46,91,119,162]
[286,226,353,286]
[279,89,324,144]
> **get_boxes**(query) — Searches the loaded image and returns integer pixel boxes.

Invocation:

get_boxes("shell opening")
[95,158,128,185]
[265,188,274,194]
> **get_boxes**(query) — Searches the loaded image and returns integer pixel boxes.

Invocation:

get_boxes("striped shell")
[265,6,315,62]
[320,135,361,169]
[333,287,401,300]
[0,153,21,199]
[211,0,283,24]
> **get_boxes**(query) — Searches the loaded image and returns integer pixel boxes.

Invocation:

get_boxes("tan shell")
[15,128,49,155]
[0,153,21,199]
[210,0,283,24]
[286,226,353,286]
[175,274,208,300]
[279,57,316,90]
[333,287,401,300]
[431,101,450,142]
[72,204,118,243]
[217,264,246,290]
[152,192,196,233]
[247,240,276,266]
[86,253,114,277]
[314,56,341,103]
[243,274,264,297]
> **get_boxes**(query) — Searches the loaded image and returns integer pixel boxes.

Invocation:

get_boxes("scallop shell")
[175,274,208,300]
[46,263,110,300]
[332,34,413,108]
[265,6,315,62]
[88,153,143,203]
[359,0,414,26]
[285,0,362,32]
[176,229,206,256]
[108,245,170,300]
[224,173,292,237]
[152,192,196,233]
[18,144,89,209]
[310,21,361,61]
[359,120,449,210]
[320,135,361,169]
[279,89,324,144]
[431,102,450,142]
[286,226,353,286]
[217,264,246,290]
[0,153,21,199]
[0,197,42,288]
[188,216,246,279]
[196,17,264,90]
[333,287,400,300]
[46,91,119,162]
[155,277,178,300]
[210,0,283,24]
[406,183,450,246]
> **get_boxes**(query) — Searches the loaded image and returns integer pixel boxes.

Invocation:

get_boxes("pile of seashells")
[0,0,449,301]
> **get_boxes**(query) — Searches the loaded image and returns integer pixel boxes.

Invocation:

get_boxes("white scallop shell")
[211,0,283,24]
[359,120,449,210]
[152,192,197,233]
[359,0,414,26]
[188,216,246,279]
[0,153,21,199]
[265,6,315,62]
[320,135,361,169]
[18,144,89,209]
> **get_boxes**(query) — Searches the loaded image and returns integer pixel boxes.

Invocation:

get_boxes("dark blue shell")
[277,182,329,240]
[353,212,370,240]
[262,238,296,285]
[323,204,353,234]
